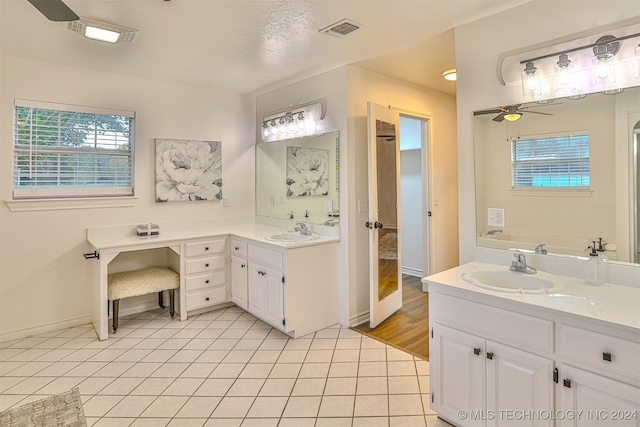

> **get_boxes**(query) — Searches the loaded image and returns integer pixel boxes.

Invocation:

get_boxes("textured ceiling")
[1,0,532,95]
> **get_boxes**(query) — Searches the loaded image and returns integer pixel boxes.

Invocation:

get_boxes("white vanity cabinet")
[230,237,338,338]
[430,292,554,427]
[183,237,228,314]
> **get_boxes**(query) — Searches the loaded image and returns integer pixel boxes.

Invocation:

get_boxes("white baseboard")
[348,311,370,328]
[0,315,94,343]
[402,266,423,277]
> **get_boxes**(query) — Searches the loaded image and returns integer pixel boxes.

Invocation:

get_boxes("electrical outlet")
[223,197,230,207]
[488,208,505,227]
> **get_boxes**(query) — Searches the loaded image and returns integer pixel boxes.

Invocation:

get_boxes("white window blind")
[13,99,135,199]
[511,134,590,189]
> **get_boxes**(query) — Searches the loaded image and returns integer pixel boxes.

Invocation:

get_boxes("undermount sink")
[265,232,318,242]
[461,270,562,294]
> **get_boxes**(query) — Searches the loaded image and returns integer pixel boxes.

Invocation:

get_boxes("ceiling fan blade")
[474,108,503,116]
[525,110,553,116]
[27,0,79,22]
[492,113,506,122]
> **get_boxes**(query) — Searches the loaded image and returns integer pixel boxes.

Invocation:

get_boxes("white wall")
[455,1,640,266]
[400,149,423,275]
[0,56,255,341]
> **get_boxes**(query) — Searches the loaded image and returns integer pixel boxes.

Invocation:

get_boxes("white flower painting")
[286,146,329,197]
[155,139,222,202]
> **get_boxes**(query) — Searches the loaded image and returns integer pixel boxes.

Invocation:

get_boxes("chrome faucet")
[295,222,312,236]
[535,243,547,255]
[510,251,537,274]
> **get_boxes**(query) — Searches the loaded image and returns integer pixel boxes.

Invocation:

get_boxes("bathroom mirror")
[474,86,640,264]
[256,131,339,226]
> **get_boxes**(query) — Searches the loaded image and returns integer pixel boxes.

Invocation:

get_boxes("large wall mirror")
[256,131,339,227]
[474,86,639,265]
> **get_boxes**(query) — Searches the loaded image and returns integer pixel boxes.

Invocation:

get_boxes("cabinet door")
[558,365,640,427]
[431,323,485,427]
[247,263,265,318]
[486,341,554,427]
[264,266,284,330]
[231,256,248,310]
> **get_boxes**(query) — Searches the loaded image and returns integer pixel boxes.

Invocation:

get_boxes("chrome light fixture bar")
[261,99,327,141]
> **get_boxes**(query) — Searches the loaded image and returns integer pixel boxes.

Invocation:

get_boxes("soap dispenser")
[585,243,604,286]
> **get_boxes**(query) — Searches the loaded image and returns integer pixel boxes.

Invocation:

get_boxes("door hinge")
[282,276,285,284]
[553,367,558,384]
[431,392,434,403]
[283,318,286,326]
[430,327,433,338]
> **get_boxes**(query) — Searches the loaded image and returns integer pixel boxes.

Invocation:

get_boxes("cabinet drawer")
[231,240,248,257]
[185,271,226,293]
[185,254,225,275]
[560,325,640,380]
[185,238,226,258]
[186,287,226,311]
[431,293,553,353]
[248,244,283,270]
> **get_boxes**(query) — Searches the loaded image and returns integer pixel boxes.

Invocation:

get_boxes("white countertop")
[87,221,339,251]
[423,261,640,332]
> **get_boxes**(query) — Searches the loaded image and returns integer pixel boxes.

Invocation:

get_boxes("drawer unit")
[185,271,226,293]
[431,292,553,353]
[185,254,225,275]
[231,239,248,257]
[185,239,227,258]
[186,287,227,312]
[248,244,283,270]
[560,324,640,381]
[183,236,228,315]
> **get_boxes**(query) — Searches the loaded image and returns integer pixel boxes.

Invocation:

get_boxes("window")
[511,133,589,189]
[13,99,135,199]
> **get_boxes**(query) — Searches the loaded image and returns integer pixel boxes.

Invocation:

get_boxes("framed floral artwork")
[286,146,329,197]
[155,139,222,202]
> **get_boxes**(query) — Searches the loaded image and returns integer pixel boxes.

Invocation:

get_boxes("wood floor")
[352,275,429,360]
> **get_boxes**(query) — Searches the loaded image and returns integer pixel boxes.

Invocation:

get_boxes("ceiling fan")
[474,104,553,122]
[27,0,79,22]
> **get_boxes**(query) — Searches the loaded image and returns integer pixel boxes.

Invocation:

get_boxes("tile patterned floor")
[0,306,453,427]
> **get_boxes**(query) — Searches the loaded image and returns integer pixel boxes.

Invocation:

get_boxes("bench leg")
[169,289,175,319]
[112,300,120,333]
[158,291,164,309]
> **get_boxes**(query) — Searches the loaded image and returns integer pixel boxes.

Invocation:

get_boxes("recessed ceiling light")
[442,69,457,81]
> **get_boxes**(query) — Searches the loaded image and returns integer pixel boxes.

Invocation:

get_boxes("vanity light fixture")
[67,18,139,43]
[516,30,640,98]
[442,69,457,81]
[261,99,326,141]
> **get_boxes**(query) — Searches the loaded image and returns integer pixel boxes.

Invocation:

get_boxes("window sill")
[510,189,593,198]
[5,196,138,212]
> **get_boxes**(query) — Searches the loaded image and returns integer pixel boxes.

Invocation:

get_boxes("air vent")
[320,19,361,37]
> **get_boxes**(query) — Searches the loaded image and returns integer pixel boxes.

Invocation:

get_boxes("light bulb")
[635,44,640,79]
[278,117,286,134]
[554,53,574,89]
[270,120,277,136]
[297,112,305,130]
[521,61,540,97]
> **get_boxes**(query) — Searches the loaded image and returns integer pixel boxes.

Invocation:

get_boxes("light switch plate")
[324,199,333,212]
[358,200,368,213]
[488,208,505,227]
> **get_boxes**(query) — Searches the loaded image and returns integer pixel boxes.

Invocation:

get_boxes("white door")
[264,266,285,330]
[247,263,265,318]
[431,323,485,427]
[557,365,640,427]
[485,341,554,427]
[367,102,402,328]
[230,256,248,309]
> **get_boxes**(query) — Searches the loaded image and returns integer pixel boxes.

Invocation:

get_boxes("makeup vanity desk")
[87,221,339,340]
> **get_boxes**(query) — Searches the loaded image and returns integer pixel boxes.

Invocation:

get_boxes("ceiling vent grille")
[320,19,361,37]
[67,18,139,43]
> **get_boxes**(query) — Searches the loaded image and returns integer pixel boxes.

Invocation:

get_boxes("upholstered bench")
[107,267,179,333]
